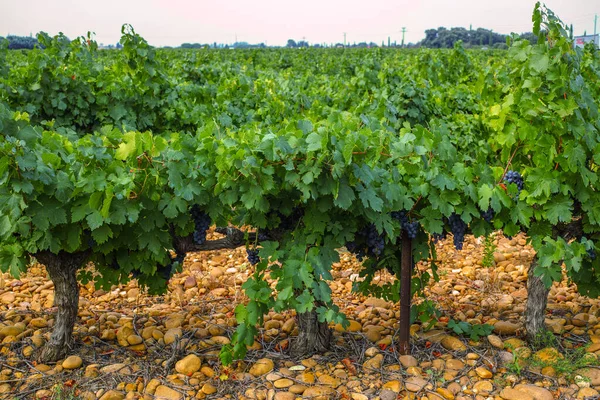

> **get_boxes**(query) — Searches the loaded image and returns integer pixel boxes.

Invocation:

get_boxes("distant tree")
[287,39,297,48]
[180,43,203,49]
[2,35,39,49]
[419,26,508,48]
[518,32,538,43]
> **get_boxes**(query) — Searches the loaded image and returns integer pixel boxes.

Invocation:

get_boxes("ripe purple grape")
[246,248,260,265]
[392,210,419,239]
[481,208,494,223]
[448,213,467,250]
[190,205,211,245]
[504,170,524,198]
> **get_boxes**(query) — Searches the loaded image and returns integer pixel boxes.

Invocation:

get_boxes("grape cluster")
[365,224,385,256]
[246,248,260,265]
[448,213,467,250]
[346,224,385,261]
[190,205,211,245]
[391,211,408,225]
[109,258,120,270]
[157,250,186,281]
[588,248,596,260]
[481,208,494,223]
[432,232,447,242]
[345,241,366,261]
[392,210,420,239]
[404,221,419,239]
[504,170,524,198]
[257,230,270,241]
[84,229,96,249]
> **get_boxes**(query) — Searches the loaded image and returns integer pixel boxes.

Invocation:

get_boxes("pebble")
[302,386,335,399]
[487,334,503,348]
[274,378,293,388]
[399,354,418,367]
[441,335,467,351]
[175,354,201,375]
[154,385,182,400]
[405,376,428,392]
[493,320,520,335]
[249,358,274,377]
[62,355,83,370]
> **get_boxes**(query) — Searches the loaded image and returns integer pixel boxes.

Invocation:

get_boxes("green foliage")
[411,299,441,329]
[447,319,494,341]
[0,3,599,366]
[484,2,600,293]
[482,234,497,268]
[529,344,599,380]
[51,383,81,400]
[531,329,558,349]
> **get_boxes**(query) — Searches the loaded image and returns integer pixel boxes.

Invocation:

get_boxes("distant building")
[574,34,599,49]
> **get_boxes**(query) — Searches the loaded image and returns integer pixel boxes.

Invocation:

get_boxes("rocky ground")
[1,231,600,400]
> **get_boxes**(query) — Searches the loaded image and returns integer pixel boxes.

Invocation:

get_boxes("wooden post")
[398,230,412,355]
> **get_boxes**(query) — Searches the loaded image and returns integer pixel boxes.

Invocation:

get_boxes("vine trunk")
[525,257,549,343]
[35,251,87,362]
[290,306,332,358]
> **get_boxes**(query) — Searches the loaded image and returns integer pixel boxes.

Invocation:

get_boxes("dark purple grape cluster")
[345,241,366,261]
[109,258,120,270]
[365,224,385,256]
[190,205,211,245]
[504,170,524,198]
[84,229,96,249]
[404,221,419,239]
[587,247,596,260]
[391,211,408,225]
[392,210,419,239]
[346,224,385,261]
[158,250,186,280]
[432,232,447,242]
[448,213,467,250]
[246,248,260,265]
[257,230,270,241]
[481,208,494,223]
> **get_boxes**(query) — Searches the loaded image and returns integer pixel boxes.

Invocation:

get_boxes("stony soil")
[1,231,600,400]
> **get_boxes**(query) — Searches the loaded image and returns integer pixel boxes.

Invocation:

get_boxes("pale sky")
[0,0,597,47]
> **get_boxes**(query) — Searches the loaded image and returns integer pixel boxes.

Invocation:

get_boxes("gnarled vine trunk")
[525,256,549,343]
[290,307,332,358]
[35,251,88,362]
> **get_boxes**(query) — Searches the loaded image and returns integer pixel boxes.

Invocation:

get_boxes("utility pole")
[401,27,406,47]
[388,36,391,47]
[343,32,346,46]
[594,14,598,36]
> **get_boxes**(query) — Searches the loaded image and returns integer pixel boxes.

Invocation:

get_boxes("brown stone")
[154,385,183,400]
[405,376,428,392]
[513,384,554,400]
[494,321,520,335]
[99,390,125,400]
[175,354,201,375]
[249,358,274,377]
[441,336,467,351]
[302,386,335,399]
[274,378,294,389]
